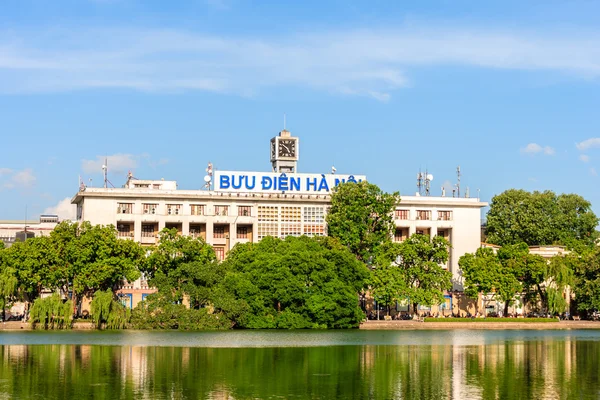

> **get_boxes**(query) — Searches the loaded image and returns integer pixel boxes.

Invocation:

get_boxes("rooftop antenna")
[416,169,424,196]
[331,165,337,174]
[283,113,286,130]
[457,166,461,197]
[465,187,470,198]
[425,170,433,196]
[101,157,115,188]
[203,161,213,190]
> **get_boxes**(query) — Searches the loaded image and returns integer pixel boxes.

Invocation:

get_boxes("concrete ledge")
[359,320,600,330]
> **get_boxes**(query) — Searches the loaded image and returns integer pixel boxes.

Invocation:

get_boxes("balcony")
[141,231,157,245]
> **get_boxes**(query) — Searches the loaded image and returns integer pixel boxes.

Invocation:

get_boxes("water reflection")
[0,332,599,399]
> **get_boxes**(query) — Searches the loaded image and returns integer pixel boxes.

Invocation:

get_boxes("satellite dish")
[427,174,434,181]
[203,175,211,182]
[102,165,107,170]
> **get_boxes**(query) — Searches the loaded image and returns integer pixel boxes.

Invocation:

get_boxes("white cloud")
[0,168,36,189]
[0,168,13,176]
[591,168,598,176]
[43,197,76,221]
[1,24,600,99]
[81,154,137,174]
[520,143,555,155]
[11,169,36,187]
[580,154,590,163]
[576,138,600,151]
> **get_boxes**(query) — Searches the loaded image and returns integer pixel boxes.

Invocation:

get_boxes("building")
[0,215,59,247]
[71,129,487,307]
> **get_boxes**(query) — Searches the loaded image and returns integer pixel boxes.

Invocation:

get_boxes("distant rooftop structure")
[0,215,60,247]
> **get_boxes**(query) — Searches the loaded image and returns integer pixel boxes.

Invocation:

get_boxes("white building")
[71,129,486,293]
[0,215,59,247]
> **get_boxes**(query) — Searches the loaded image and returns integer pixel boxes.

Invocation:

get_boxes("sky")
[1,0,599,221]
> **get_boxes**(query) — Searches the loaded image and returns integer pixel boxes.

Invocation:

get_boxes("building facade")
[0,215,59,247]
[70,129,487,307]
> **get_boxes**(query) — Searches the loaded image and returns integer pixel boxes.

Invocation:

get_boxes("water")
[0,330,599,399]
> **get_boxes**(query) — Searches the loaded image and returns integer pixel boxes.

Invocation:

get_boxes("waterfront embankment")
[360,320,600,330]
[2,320,600,331]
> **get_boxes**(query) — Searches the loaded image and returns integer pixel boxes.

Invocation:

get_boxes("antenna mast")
[456,166,461,198]
[416,170,424,196]
[101,157,115,188]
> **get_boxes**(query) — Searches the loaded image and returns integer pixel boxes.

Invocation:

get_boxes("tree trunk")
[412,302,418,316]
[504,301,510,317]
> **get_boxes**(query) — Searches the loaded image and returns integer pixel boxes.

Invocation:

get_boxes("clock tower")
[270,129,299,173]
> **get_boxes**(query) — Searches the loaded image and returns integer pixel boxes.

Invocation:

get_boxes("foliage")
[460,243,574,315]
[53,221,144,306]
[485,189,598,248]
[130,293,230,330]
[143,229,218,306]
[423,317,558,323]
[90,289,131,329]
[29,293,73,329]
[377,234,452,314]
[369,263,406,316]
[222,236,370,329]
[572,247,600,313]
[326,181,400,263]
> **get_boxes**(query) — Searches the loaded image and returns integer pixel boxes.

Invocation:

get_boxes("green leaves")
[372,234,452,314]
[326,181,400,263]
[222,236,369,329]
[486,189,599,249]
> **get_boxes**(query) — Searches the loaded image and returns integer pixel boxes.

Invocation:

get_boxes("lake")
[0,329,599,399]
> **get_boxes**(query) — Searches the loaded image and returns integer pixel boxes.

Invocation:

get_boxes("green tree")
[571,247,600,314]
[90,289,131,329]
[369,263,405,316]
[378,234,452,315]
[326,181,400,263]
[459,247,502,314]
[486,189,598,248]
[223,236,369,329]
[55,222,144,312]
[143,228,218,307]
[0,245,17,321]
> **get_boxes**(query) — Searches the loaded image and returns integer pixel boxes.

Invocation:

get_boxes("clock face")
[278,139,296,158]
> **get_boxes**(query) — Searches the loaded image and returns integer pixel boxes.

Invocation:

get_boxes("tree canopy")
[222,236,370,329]
[375,234,452,315]
[326,181,400,263]
[485,189,598,248]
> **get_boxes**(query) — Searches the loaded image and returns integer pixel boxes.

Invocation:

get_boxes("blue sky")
[1,0,600,220]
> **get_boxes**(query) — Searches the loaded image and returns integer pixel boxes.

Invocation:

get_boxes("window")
[141,224,155,237]
[281,223,302,237]
[416,229,425,235]
[416,210,431,220]
[281,206,301,222]
[190,204,205,216]
[238,206,252,217]
[438,211,452,221]
[237,226,248,239]
[215,205,229,216]
[394,209,409,220]
[213,225,226,239]
[258,206,278,222]
[190,224,205,239]
[214,246,225,261]
[166,204,182,215]
[303,207,325,237]
[303,207,324,223]
[143,203,158,215]
[117,203,133,214]
[303,225,325,236]
[394,229,407,242]
[117,224,132,237]
[258,223,278,240]
[134,183,150,188]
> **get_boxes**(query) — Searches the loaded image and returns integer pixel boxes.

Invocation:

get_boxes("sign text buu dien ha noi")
[214,171,366,194]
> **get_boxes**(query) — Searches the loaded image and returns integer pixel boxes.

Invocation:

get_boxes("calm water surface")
[1,330,599,399]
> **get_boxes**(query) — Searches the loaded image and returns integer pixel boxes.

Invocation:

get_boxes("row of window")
[120,223,251,239]
[258,206,326,223]
[117,203,252,217]
[394,210,453,221]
